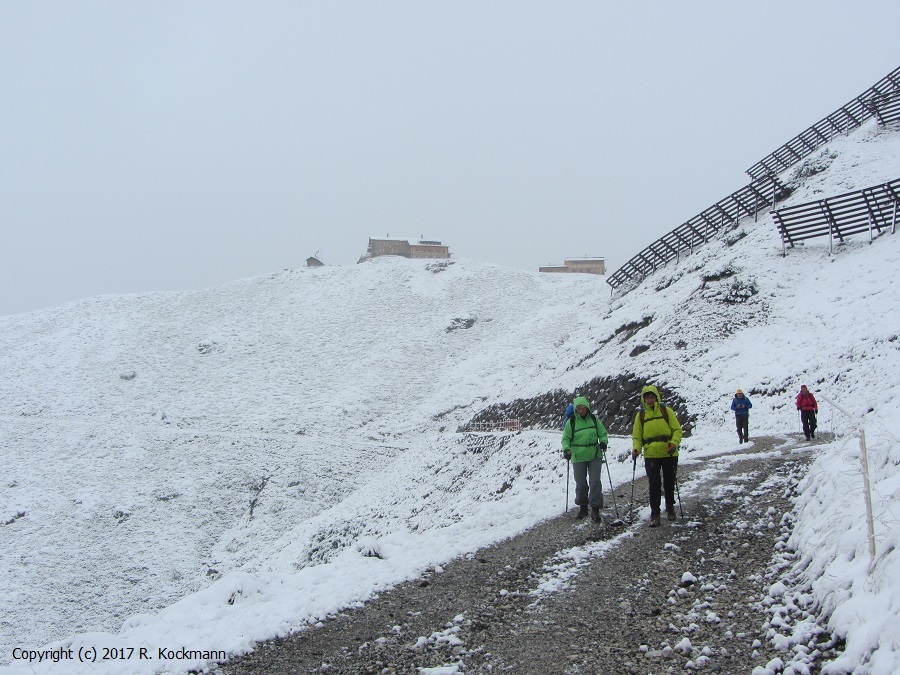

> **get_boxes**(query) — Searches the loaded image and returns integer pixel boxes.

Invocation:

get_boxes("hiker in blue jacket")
[561,396,609,522]
[731,389,752,444]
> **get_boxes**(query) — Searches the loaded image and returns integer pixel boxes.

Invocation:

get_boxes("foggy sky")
[2,1,898,316]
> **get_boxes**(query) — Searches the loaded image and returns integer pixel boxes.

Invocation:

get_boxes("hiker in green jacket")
[632,385,683,527]
[562,396,609,522]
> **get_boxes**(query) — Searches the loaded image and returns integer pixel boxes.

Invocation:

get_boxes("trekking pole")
[674,470,684,519]
[603,454,624,526]
[629,455,637,523]
[565,459,570,514]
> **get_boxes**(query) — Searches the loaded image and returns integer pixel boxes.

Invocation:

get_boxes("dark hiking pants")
[801,410,817,438]
[735,415,749,442]
[645,456,678,515]
[573,457,604,509]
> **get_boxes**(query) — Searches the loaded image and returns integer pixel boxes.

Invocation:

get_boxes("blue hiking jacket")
[731,395,752,417]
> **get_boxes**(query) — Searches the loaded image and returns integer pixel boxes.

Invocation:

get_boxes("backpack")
[638,404,670,425]
[562,403,574,429]
[637,404,673,445]
[567,412,603,437]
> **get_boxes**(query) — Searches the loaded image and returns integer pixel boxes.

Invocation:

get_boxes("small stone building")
[306,256,325,267]
[539,257,606,275]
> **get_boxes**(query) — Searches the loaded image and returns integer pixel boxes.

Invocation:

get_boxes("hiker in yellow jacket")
[632,385,683,527]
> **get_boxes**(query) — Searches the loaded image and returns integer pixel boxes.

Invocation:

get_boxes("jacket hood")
[572,396,591,411]
[640,385,661,403]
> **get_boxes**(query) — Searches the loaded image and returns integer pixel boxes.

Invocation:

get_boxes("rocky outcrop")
[463,374,694,437]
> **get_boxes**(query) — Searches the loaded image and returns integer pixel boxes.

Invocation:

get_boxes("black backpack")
[637,405,675,445]
[638,404,670,425]
[567,412,603,437]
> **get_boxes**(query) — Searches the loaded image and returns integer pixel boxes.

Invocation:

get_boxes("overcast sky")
[1,1,898,317]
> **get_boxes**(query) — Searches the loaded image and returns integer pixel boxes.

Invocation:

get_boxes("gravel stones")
[220,437,842,674]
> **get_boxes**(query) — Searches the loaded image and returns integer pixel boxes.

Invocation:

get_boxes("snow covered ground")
[1,119,898,674]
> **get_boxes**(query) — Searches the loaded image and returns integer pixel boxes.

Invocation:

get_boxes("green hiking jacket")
[632,385,683,458]
[561,396,609,463]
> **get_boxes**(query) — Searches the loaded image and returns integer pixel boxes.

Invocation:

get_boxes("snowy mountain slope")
[1,120,899,674]
[0,259,608,657]
[590,122,900,431]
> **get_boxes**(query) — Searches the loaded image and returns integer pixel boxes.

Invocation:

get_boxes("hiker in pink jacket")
[796,385,818,440]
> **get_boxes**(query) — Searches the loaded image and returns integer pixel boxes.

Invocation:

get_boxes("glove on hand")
[563,450,571,460]
[632,449,641,459]
[599,441,607,451]
[667,443,677,456]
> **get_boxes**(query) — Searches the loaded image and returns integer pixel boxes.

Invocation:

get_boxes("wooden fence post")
[859,427,877,569]
[823,394,877,573]
[829,215,834,255]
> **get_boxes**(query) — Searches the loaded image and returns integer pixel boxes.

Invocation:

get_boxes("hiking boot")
[591,507,602,523]
[576,505,588,519]
[649,513,661,527]
[666,507,677,521]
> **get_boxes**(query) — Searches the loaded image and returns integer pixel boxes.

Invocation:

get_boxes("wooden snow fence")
[772,177,900,255]
[464,420,522,434]
[606,175,785,290]
[606,65,900,294]
[747,66,900,181]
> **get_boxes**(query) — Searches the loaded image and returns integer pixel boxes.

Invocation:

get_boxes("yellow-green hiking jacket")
[632,385,683,458]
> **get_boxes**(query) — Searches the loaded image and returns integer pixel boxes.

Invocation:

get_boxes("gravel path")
[220,435,841,674]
